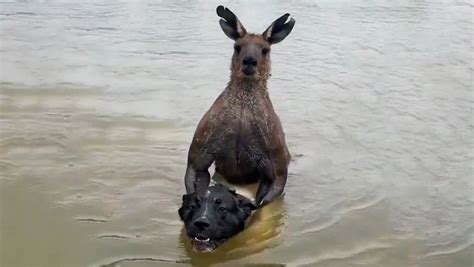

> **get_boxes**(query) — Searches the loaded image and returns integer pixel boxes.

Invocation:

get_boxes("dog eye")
[262,48,269,55]
[234,45,241,54]
[215,198,222,204]
[189,205,197,210]
[219,207,227,212]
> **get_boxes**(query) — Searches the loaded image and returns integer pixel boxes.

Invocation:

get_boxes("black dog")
[179,184,256,252]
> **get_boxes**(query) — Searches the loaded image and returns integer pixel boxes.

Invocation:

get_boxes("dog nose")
[194,217,210,229]
[242,57,257,66]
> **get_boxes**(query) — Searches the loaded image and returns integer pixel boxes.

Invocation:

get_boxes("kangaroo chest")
[209,98,277,161]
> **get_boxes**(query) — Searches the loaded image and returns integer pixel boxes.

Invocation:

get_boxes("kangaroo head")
[216,6,295,82]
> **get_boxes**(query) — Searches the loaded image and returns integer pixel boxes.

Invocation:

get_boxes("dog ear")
[182,193,190,202]
[227,187,237,195]
[236,194,257,217]
[178,206,185,221]
[178,193,192,221]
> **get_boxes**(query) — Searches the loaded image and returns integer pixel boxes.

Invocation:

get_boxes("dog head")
[178,184,256,252]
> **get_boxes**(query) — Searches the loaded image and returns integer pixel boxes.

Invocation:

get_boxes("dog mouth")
[189,235,225,253]
[194,236,210,242]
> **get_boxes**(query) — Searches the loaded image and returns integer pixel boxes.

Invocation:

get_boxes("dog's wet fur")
[179,184,256,252]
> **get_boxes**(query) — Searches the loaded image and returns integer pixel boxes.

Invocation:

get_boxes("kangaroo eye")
[234,45,241,53]
[262,48,269,55]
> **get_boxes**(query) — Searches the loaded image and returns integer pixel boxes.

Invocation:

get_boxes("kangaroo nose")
[194,217,210,230]
[242,57,257,66]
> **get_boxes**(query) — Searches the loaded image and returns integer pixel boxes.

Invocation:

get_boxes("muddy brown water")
[0,0,473,266]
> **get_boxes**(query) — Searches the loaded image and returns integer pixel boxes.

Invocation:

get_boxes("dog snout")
[193,217,211,230]
[242,57,257,67]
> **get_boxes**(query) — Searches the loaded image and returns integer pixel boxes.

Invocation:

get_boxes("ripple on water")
[297,194,386,236]
[1,0,472,266]
[293,242,394,267]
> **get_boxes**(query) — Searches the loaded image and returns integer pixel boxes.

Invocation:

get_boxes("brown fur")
[184,6,295,207]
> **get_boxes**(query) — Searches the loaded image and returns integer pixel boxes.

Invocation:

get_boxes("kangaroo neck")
[228,76,267,93]
[225,79,270,105]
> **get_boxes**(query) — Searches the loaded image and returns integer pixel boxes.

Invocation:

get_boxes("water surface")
[0,0,473,266]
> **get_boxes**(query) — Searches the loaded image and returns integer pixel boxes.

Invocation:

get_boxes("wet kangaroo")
[184,6,295,207]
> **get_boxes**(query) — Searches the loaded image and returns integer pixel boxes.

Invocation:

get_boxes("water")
[0,0,472,266]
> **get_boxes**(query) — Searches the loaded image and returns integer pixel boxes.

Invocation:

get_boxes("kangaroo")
[183,6,295,207]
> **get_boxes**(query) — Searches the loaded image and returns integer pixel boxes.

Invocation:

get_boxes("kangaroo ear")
[216,5,247,40]
[262,13,295,45]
